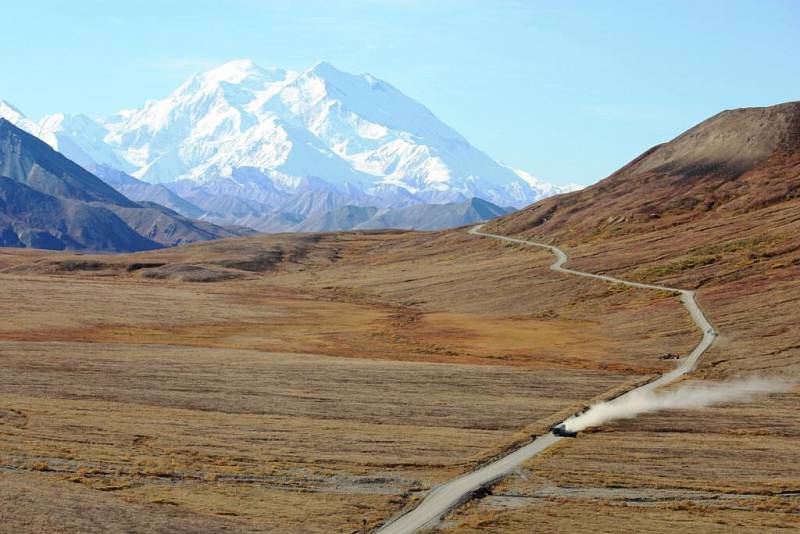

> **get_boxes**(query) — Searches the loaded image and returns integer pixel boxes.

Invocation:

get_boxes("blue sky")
[2,0,798,186]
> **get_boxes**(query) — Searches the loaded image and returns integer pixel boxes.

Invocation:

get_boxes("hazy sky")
[2,0,798,186]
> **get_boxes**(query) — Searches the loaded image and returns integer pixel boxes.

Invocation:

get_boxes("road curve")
[376,225,718,534]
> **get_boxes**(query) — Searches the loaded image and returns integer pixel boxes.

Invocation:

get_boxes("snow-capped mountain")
[0,100,133,172]
[1,60,572,210]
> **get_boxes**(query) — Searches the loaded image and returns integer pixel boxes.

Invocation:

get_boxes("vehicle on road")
[551,422,578,437]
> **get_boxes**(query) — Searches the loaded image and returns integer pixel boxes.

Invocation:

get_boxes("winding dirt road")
[376,225,718,534]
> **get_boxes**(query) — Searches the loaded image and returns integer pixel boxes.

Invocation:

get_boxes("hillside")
[90,164,206,219]
[0,119,250,251]
[481,105,800,373]
[0,119,137,207]
[489,101,800,243]
[0,177,158,251]
[273,197,512,232]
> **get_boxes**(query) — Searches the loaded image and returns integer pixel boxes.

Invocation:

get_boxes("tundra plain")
[0,229,701,532]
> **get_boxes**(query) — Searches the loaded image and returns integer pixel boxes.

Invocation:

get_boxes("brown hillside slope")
[485,101,800,377]
[490,101,800,243]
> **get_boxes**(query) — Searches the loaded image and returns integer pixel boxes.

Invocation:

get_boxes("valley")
[0,17,798,531]
[3,99,800,530]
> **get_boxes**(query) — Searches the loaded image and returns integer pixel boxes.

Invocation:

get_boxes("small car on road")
[551,422,578,437]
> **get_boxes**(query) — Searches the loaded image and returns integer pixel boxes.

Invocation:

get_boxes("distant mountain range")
[0,119,251,252]
[0,60,580,233]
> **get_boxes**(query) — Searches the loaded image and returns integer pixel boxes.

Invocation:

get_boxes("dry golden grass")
[7,211,791,532]
[0,334,639,531]
[0,275,625,370]
[0,228,696,532]
[440,497,800,533]
[440,390,800,533]
[4,219,795,532]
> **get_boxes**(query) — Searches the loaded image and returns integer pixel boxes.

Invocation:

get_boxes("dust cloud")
[564,377,794,432]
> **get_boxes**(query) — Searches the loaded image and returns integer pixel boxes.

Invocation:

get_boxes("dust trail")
[564,378,794,432]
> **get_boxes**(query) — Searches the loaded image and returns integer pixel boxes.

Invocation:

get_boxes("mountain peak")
[307,60,346,79]
[225,58,258,68]
[211,58,260,75]
[191,59,287,89]
[22,60,561,208]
